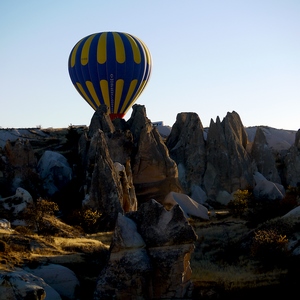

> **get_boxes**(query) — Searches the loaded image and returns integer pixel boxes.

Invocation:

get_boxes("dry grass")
[0,220,112,272]
[189,213,291,293]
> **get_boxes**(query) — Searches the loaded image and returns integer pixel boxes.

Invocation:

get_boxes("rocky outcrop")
[37,150,73,196]
[0,269,62,300]
[2,139,38,194]
[0,187,33,217]
[24,264,80,300]
[94,213,151,300]
[166,112,206,195]
[94,199,197,299]
[203,111,254,201]
[251,127,281,184]
[128,105,182,203]
[162,191,209,220]
[253,172,285,200]
[284,130,300,187]
[83,129,124,230]
[88,104,115,138]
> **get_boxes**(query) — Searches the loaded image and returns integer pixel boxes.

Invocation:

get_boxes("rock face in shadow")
[84,129,124,230]
[251,127,281,184]
[284,129,300,187]
[166,112,206,195]
[94,199,197,300]
[127,105,182,203]
[204,112,254,200]
[2,139,38,194]
[79,104,182,229]
[1,106,300,226]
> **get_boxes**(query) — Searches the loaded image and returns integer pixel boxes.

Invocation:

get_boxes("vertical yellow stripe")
[120,80,138,112]
[113,33,125,63]
[86,81,100,106]
[133,80,147,101]
[114,79,124,113]
[126,34,141,63]
[97,32,107,64]
[138,38,152,65]
[100,80,110,113]
[76,82,97,110]
[71,39,84,67]
[81,34,96,66]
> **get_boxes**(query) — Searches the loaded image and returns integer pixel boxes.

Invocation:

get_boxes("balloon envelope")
[68,32,152,120]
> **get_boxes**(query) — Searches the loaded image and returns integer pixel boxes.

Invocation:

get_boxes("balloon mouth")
[109,113,125,121]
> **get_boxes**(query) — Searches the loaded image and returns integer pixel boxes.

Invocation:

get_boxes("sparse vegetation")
[25,198,59,235]
[228,189,251,217]
[250,229,289,264]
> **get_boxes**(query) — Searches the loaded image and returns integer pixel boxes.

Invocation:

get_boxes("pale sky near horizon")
[1,1,299,130]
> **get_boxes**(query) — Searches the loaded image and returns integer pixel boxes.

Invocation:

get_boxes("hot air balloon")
[68,31,152,120]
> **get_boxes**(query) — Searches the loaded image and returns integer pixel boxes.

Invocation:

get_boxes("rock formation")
[83,129,124,230]
[128,105,182,203]
[37,150,73,196]
[201,112,254,201]
[94,199,197,299]
[2,138,38,195]
[251,127,281,184]
[284,129,300,187]
[166,112,206,196]
[0,269,62,300]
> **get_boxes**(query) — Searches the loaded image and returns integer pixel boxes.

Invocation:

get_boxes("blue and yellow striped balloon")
[68,32,152,120]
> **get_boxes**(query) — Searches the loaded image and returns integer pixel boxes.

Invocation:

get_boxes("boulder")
[0,187,33,215]
[0,219,11,231]
[0,269,61,300]
[25,264,80,300]
[37,150,72,196]
[162,191,209,220]
[253,178,285,200]
[190,184,207,205]
[282,206,300,218]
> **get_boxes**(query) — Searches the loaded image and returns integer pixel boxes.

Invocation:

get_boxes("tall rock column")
[127,104,182,203]
[204,111,254,200]
[284,129,300,187]
[251,127,281,184]
[85,129,123,230]
[166,112,206,195]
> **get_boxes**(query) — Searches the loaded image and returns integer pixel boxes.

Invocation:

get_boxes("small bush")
[228,189,251,217]
[251,229,289,265]
[14,226,34,235]
[25,198,59,234]
[67,208,102,233]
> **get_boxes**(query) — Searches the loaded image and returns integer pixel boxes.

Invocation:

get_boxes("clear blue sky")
[1,0,299,130]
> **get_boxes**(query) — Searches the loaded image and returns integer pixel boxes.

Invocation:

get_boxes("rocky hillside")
[1,105,300,299]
